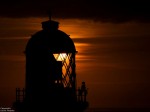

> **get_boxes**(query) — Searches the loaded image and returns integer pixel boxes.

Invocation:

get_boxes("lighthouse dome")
[25,20,76,54]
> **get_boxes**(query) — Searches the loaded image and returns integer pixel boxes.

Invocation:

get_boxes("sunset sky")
[0,0,150,109]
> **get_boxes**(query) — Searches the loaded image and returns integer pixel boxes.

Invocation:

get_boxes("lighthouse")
[25,18,78,111]
[13,17,88,112]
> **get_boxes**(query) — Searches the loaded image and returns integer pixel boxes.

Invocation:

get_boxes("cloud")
[0,0,150,22]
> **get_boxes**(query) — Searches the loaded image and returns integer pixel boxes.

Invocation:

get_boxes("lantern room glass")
[53,53,74,88]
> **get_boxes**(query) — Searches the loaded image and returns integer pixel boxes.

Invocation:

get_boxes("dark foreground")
[84,108,150,112]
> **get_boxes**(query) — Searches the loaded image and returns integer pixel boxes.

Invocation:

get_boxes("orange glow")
[58,19,105,38]
[53,53,67,61]
[75,43,91,61]
[1,17,150,108]
[53,53,72,87]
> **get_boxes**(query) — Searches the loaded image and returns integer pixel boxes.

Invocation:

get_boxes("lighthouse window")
[53,53,67,61]
[53,53,73,87]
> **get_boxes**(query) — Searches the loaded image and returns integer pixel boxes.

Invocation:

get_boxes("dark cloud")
[0,0,150,22]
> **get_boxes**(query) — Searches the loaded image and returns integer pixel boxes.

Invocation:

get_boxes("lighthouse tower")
[13,16,88,112]
[25,18,77,111]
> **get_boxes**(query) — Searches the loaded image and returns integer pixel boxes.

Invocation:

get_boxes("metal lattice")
[53,53,74,87]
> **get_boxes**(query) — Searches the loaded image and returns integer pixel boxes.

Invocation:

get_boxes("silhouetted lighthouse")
[13,17,88,112]
[25,18,78,111]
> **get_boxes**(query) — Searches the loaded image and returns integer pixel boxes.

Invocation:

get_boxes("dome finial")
[48,10,52,21]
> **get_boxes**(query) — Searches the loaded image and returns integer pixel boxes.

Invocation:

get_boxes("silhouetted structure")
[77,81,88,103]
[13,17,88,112]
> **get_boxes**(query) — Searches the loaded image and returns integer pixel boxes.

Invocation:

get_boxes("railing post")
[18,88,20,102]
[23,88,25,100]
[16,88,18,102]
